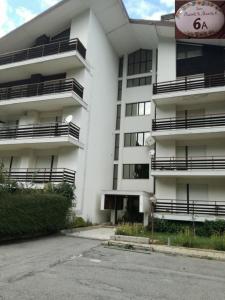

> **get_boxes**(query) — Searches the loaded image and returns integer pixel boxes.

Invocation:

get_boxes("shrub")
[116,223,146,236]
[66,216,92,229]
[0,192,72,241]
[149,219,225,237]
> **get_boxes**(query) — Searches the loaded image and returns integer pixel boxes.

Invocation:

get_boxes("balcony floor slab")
[0,136,84,150]
[152,126,225,140]
[153,86,225,106]
[151,170,225,177]
[0,51,88,83]
[0,91,87,115]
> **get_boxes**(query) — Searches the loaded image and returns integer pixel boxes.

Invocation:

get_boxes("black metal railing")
[0,38,86,66]
[155,199,225,216]
[0,78,84,101]
[4,168,75,184]
[153,73,225,95]
[152,156,225,170]
[153,112,225,131]
[0,122,80,140]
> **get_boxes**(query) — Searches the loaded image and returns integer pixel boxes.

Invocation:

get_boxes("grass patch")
[116,224,225,251]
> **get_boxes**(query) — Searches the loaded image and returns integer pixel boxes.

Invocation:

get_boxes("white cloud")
[16,7,36,23]
[40,0,61,9]
[160,0,175,8]
[145,11,168,21]
[0,0,16,37]
[124,0,157,19]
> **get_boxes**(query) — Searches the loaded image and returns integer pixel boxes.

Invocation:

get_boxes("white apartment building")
[0,0,223,225]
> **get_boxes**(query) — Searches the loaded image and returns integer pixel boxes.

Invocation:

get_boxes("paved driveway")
[0,235,225,300]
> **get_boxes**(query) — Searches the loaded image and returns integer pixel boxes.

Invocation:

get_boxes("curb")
[104,240,225,262]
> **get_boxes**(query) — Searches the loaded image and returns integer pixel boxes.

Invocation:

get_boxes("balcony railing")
[152,156,225,170]
[153,73,225,95]
[153,113,225,131]
[0,38,86,66]
[154,199,225,216]
[0,122,80,140]
[4,168,75,184]
[0,78,84,101]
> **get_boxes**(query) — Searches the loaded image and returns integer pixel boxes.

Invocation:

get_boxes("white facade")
[2,0,221,224]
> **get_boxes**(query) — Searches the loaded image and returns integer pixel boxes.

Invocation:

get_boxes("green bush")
[0,192,72,241]
[149,219,225,237]
[116,223,147,236]
[66,216,92,229]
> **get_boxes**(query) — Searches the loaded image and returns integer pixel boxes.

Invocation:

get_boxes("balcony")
[0,39,87,82]
[4,168,75,184]
[152,73,225,106]
[0,78,86,113]
[151,156,225,177]
[0,122,82,150]
[152,113,225,139]
[154,199,225,219]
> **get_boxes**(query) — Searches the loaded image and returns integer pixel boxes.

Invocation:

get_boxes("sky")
[0,0,175,38]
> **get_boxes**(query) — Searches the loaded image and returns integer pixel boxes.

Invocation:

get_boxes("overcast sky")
[0,0,174,37]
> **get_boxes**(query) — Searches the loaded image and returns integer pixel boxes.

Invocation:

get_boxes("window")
[127,76,151,88]
[116,105,121,130]
[177,44,202,60]
[125,101,151,117]
[123,164,149,179]
[124,132,151,147]
[117,80,122,101]
[118,56,124,78]
[113,164,118,190]
[114,134,120,160]
[128,49,152,76]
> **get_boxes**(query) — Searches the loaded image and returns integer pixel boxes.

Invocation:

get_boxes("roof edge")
[129,18,175,27]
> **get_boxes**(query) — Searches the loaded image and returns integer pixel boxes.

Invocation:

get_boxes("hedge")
[150,219,225,237]
[0,192,72,241]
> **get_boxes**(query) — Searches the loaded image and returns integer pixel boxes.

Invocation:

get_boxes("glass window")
[124,134,131,147]
[125,101,151,117]
[127,76,152,88]
[126,104,132,117]
[138,103,145,116]
[116,105,121,130]
[114,134,120,160]
[128,49,152,76]
[117,80,122,101]
[118,56,124,78]
[113,164,118,190]
[177,44,202,60]
[123,165,130,179]
[145,102,151,115]
[123,164,149,179]
[124,132,150,147]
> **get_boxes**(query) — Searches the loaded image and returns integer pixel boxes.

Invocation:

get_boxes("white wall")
[79,11,118,223]
[157,37,176,82]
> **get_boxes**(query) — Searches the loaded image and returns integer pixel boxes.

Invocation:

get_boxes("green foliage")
[116,223,146,236]
[116,223,225,251]
[66,216,92,229]
[148,219,225,237]
[0,193,72,241]
[44,182,75,201]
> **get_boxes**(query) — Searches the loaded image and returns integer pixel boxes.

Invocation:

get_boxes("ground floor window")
[123,164,149,179]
